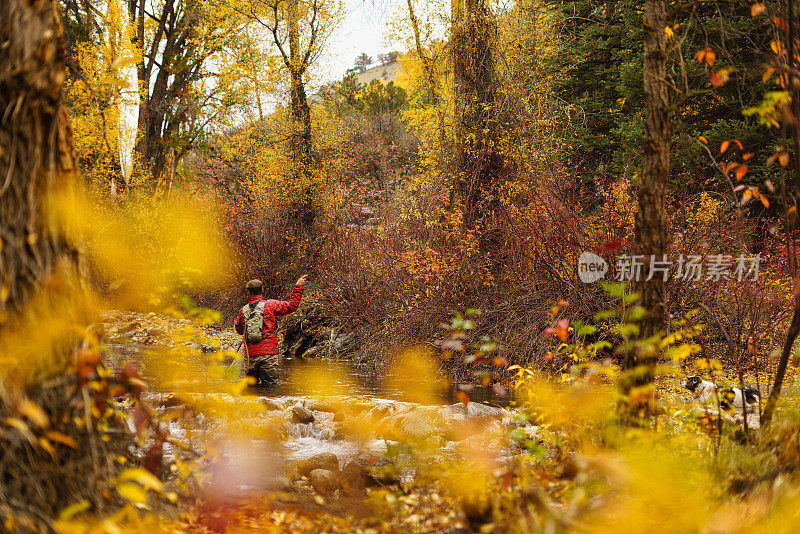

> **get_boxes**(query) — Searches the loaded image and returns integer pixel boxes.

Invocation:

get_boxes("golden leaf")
[58,499,90,520]
[19,399,49,428]
[118,467,164,492]
[46,430,78,449]
[117,481,148,504]
[38,437,56,459]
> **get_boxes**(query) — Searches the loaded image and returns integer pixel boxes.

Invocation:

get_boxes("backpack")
[243,300,267,344]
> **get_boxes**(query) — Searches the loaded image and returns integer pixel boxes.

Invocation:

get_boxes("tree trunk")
[762,0,800,427]
[619,0,669,417]
[290,70,312,161]
[0,0,81,316]
[450,0,505,264]
[407,0,444,142]
[287,0,314,230]
[635,0,669,339]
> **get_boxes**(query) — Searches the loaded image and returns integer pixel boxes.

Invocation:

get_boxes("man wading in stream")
[235,275,308,385]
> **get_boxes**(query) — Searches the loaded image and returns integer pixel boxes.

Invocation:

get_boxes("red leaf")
[695,49,707,63]
[751,3,766,17]
[456,390,470,407]
[705,48,716,67]
[720,140,730,154]
[710,69,731,87]
[735,165,748,180]
[142,439,163,475]
[773,17,789,32]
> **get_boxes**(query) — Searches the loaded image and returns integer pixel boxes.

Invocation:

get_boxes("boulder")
[297,452,340,476]
[441,402,503,424]
[331,333,355,352]
[102,310,133,322]
[308,469,339,495]
[147,328,167,339]
[341,455,397,489]
[304,399,336,413]
[291,403,315,424]
[395,406,446,440]
[302,345,322,358]
[118,320,141,335]
[260,398,286,411]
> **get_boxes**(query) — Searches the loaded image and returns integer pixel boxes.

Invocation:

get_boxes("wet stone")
[297,452,340,477]
[291,403,315,424]
[308,469,339,495]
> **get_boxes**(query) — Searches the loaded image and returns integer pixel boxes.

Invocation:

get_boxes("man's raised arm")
[272,275,308,316]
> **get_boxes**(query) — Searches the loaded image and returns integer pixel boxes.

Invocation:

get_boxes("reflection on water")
[248,356,512,407]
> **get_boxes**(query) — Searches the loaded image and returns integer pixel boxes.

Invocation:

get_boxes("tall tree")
[60,0,137,194]
[286,0,313,166]
[242,0,337,230]
[354,52,373,72]
[123,0,252,190]
[544,0,776,194]
[405,0,444,141]
[756,0,800,426]
[634,0,670,339]
[0,0,82,315]
[450,0,507,264]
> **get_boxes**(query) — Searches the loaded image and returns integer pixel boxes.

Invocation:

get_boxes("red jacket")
[234,285,303,356]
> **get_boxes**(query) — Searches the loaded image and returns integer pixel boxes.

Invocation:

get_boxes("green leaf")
[594,309,618,322]
[610,324,640,338]
[625,306,647,321]
[621,291,640,305]
[590,341,612,351]
[576,325,598,336]
[602,282,627,298]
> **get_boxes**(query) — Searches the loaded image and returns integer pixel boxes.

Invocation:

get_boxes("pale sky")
[119,0,408,177]
[317,0,406,84]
